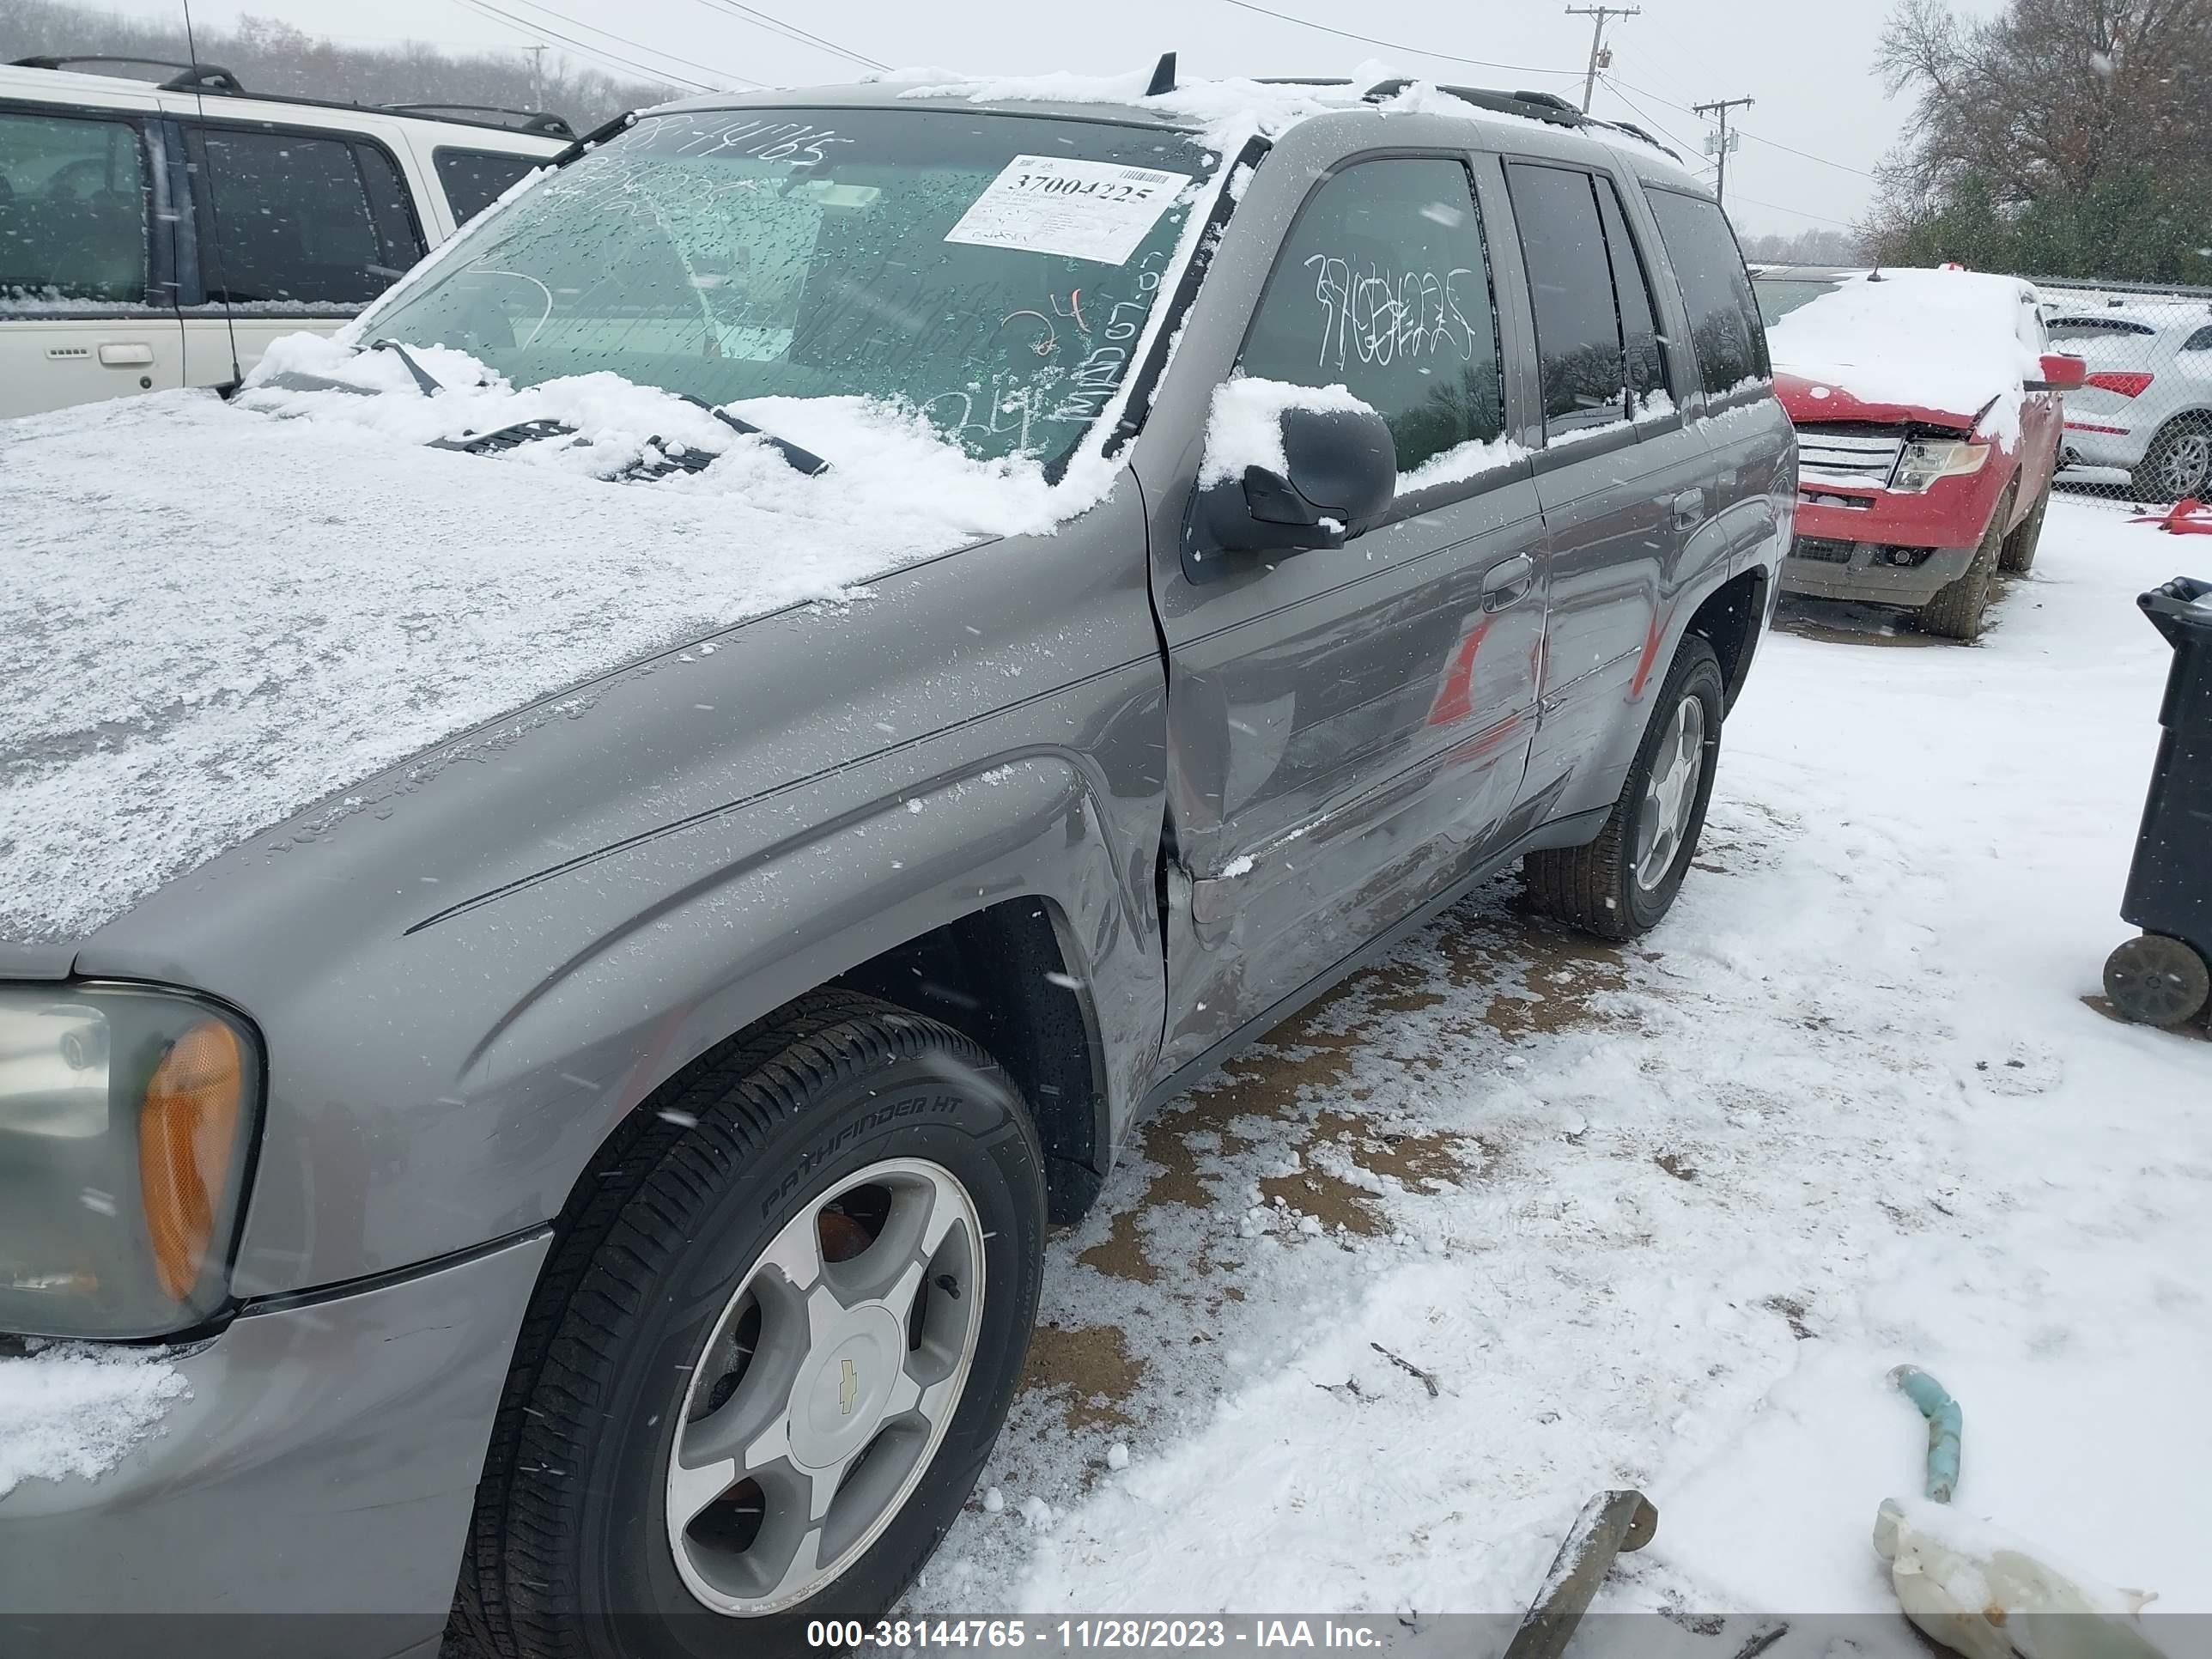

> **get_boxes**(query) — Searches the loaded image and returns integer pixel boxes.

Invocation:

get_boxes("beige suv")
[0,55,570,416]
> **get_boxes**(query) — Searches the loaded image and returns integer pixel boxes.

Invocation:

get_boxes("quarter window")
[434,147,540,224]
[0,108,153,308]
[2183,325,2212,352]
[1646,188,1770,398]
[193,127,390,308]
[1237,157,1506,479]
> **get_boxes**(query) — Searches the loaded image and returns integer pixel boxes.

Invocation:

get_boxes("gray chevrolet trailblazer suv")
[0,70,1792,1659]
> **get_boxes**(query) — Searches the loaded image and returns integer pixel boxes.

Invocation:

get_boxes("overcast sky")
[99,0,1999,236]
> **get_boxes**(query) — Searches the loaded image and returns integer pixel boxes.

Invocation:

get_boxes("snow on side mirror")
[2029,352,2088,392]
[1194,380,1397,562]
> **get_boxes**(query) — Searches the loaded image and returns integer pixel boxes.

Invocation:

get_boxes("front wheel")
[454,992,1046,1658]
[1999,483,2049,574]
[1522,633,1724,941]
[2103,933,2212,1028]
[1917,483,2013,642]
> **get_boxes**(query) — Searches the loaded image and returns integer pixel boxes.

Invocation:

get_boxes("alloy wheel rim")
[1634,696,1706,894]
[2160,432,2211,497]
[665,1156,985,1616]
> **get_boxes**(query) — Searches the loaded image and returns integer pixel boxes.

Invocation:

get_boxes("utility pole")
[1566,6,1640,113]
[526,44,546,110]
[1693,95,1754,204]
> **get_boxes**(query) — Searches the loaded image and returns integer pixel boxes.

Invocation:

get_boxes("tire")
[2103,933,2212,1028]
[2130,416,2212,505]
[1523,633,1724,941]
[453,990,1047,1659]
[1917,483,2014,642]
[1998,483,2049,574]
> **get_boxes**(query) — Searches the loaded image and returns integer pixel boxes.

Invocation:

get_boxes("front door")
[1151,153,1547,1072]
[0,102,184,418]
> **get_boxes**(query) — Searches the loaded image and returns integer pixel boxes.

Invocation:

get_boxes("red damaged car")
[1755,267,2086,641]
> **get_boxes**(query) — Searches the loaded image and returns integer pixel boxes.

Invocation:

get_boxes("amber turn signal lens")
[139,1018,246,1302]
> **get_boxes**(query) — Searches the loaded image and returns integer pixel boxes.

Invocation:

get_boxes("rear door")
[1504,158,1715,823]
[1152,151,1547,1072]
[174,118,426,386]
[0,100,184,417]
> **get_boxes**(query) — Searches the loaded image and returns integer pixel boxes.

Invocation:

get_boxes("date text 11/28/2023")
[806,1620,1390,1650]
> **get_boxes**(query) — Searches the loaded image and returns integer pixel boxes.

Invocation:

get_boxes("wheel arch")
[1684,565,1770,714]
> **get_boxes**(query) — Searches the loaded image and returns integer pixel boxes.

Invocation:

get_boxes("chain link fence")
[2027,275,2212,504]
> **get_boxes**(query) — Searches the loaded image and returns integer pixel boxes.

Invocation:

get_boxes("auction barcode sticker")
[944,155,1194,265]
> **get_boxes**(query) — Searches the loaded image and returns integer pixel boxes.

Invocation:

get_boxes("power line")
[1216,0,1577,78]
[448,0,750,91]
[1605,72,1876,179]
[683,0,888,73]
[1595,73,1700,161]
[484,0,762,85]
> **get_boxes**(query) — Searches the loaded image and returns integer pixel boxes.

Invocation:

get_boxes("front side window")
[1237,157,1506,479]
[194,126,387,309]
[368,108,1218,468]
[0,108,152,309]
[1506,161,1633,434]
[1646,188,1770,398]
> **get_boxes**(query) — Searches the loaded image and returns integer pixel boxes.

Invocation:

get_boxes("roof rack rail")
[10,56,576,141]
[380,102,575,139]
[10,53,241,94]
[1360,77,1680,160]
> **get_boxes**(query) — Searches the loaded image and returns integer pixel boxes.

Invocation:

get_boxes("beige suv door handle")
[97,343,156,368]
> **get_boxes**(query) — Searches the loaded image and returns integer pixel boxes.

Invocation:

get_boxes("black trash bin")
[2104,574,2212,1027]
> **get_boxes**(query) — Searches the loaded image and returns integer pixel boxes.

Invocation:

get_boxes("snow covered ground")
[911,493,2212,1642]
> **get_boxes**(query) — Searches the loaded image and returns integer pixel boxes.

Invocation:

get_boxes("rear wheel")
[454,992,1046,1659]
[1918,483,2013,642]
[1523,634,1723,941]
[1998,483,2049,574]
[2130,416,2212,504]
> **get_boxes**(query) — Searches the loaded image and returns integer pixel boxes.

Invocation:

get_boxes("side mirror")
[2027,352,2087,392]
[1199,399,1397,556]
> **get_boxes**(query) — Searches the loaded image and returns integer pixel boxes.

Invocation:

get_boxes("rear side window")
[1237,156,1507,479]
[434,147,539,224]
[2048,318,2154,341]
[193,126,388,308]
[1506,162,1670,435]
[0,107,152,308]
[1645,188,1770,398]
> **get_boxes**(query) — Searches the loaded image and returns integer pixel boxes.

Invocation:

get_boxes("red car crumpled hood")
[1773,372,1984,434]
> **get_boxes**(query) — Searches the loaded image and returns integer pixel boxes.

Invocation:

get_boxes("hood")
[1767,268,2041,447]
[1772,372,1985,434]
[0,338,1099,948]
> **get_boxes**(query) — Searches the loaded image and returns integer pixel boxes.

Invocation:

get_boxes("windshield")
[365,106,1218,469]
[1753,277,1841,327]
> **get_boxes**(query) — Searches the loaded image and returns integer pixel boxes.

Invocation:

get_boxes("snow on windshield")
[1766,269,2045,441]
[351,106,1215,473]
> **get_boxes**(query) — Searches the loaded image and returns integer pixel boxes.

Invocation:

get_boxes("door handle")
[97,343,156,368]
[1480,553,1535,612]
[1673,489,1707,531]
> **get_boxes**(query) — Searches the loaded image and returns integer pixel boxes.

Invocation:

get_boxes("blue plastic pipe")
[1891,1365,1962,1503]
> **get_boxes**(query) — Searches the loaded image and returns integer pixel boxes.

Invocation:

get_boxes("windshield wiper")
[368,338,445,398]
[676,393,831,477]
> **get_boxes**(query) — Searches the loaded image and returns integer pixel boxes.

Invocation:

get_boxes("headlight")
[1891,438,1990,494]
[0,984,261,1339]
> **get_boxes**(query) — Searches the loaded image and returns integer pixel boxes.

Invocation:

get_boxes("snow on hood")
[1767,269,2044,444]
[0,345,1111,946]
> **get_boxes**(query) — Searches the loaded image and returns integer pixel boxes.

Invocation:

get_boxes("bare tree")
[1866,0,2212,280]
